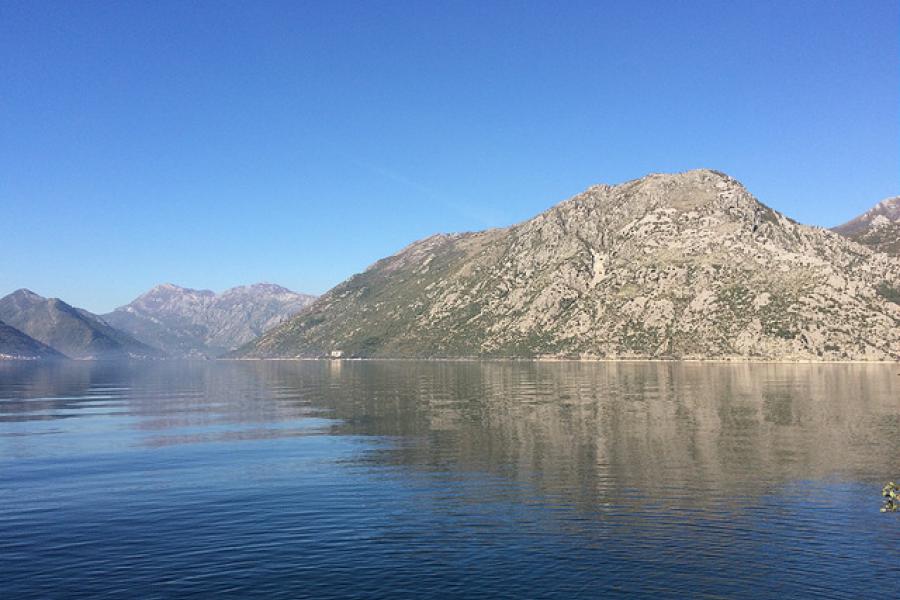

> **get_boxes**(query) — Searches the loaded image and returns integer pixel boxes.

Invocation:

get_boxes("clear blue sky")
[2,1,897,313]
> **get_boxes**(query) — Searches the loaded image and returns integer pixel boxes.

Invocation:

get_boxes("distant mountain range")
[236,170,900,361]
[0,289,161,359]
[0,284,315,360]
[103,283,316,357]
[832,197,900,256]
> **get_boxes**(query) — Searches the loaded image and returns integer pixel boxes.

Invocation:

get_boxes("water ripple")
[0,360,898,598]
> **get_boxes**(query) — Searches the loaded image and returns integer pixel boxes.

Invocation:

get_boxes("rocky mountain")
[832,197,900,256]
[236,170,900,361]
[0,290,162,359]
[104,283,316,357]
[0,319,65,359]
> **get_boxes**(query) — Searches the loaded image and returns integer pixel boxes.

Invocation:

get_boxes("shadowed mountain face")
[238,170,900,361]
[832,197,900,256]
[104,283,316,357]
[0,290,162,359]
[0,319,65,359]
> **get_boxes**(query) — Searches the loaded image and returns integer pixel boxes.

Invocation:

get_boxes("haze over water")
[1,360,898,598]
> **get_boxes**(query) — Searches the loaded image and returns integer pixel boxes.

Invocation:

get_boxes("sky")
[2,1,897,313]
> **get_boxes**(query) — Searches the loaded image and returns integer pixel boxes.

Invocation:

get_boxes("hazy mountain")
[832,197,900,256]
[104,283,316,357]
[0,290,162,359]
[236,170,900,361]
[0,319,66,359]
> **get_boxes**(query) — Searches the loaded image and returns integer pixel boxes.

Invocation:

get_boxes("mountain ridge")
[104,282,316,357]
[235,169,900,361]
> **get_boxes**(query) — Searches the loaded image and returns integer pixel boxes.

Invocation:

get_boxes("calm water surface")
[1,360,898,598]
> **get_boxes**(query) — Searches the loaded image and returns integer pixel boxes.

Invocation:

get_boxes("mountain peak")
[145,283,212,295]
[832,196,900,255]
[834,196,900,232]
[134,284,215,305]
[222,283,293,295]
[535,168,770,250]
[2,289,50,313]
[9,288,45,301]
[872,196,900,220]
[154,283,186,292]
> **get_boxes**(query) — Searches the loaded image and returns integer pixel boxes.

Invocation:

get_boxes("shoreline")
[4,356,897,365]
[219,356,900,365]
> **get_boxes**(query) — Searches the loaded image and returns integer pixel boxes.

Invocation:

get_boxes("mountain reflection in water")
[1,360,897,598]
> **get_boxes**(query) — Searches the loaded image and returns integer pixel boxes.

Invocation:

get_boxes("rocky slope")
[832,197,900,256]
[104,283,316,357]
[0,319,66,359]
[0,290,162,359]
[237,170,900,361]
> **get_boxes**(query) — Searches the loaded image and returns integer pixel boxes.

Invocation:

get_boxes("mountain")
[832,197,900,256]
[0,289,162,359]
[236,170,900,361]
[103,283,316,357]
[0,319,65,359]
